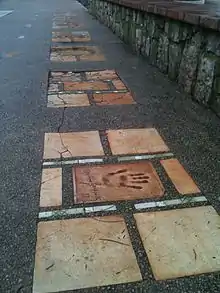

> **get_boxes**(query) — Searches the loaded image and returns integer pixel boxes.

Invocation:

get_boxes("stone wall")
[89,0,220,116]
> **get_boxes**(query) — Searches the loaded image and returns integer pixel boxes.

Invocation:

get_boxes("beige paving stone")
[134,206,220,280]
[79,53,105,62]
[74,161,164,203]
[33,216,142,292]
[51,46,105,62]
[50,51,77,62]
[107,128,169,155]
[40,168,62,207]
[86,70,118,80]
[160,158,201,195]
[50,72,82,82]
[93,92,135,105]
[52,31,91,42]
[112,79,127,90]
[47,93,90,107]
[43,131,104,159]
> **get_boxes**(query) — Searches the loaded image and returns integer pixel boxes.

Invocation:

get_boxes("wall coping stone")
[103,0,220,32]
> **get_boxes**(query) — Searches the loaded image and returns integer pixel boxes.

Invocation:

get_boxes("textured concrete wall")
[89,0,220,116]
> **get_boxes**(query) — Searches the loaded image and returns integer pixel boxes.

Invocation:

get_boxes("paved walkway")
[1,0,220,292]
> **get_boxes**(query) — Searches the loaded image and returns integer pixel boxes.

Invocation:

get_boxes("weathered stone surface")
[178,33,202,94]
[194,55,216,104]
[207,34,220,57]
[214,77,220,94]
[168,42,183,80]
[157,34,169,73]
[144,36,151,57]
[89,0,220,115]
[149,39,158,65]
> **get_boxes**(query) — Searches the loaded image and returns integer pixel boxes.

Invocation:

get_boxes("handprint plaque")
[73,162,165,203]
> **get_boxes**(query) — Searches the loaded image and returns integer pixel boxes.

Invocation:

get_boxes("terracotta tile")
[33,216,142,292]
[47,93,90,107]
[64,81,110,91]
[160,158,200,195]
[93,92,135,105]
[112,79,127,90]
[74,161,164,203]
[40,168,62,207]
[86,70,118,80]
[107,128,169,155]
[43,131,104,159]
[134,206,220,280]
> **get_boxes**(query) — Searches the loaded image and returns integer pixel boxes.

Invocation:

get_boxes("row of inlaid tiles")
[40,158,200,207]
[48,70,134,107]
[41,128,200,206]
[34,206,220,292]
[33,18,220,293]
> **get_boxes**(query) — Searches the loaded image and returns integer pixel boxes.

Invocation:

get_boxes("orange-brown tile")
[86,70,118,80]
[33,216,142,292]
[47,93,90,107]
[73,161,164,203]
[64,81,110,91]
[112,79,127,90]
[107,128,169,155]
[93,92,135,105]
[160,158,200,194]
[40,168,62,207]
[134,206,220,280]
[43,131,104,159]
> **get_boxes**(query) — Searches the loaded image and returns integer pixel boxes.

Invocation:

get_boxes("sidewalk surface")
[0,0,220,292]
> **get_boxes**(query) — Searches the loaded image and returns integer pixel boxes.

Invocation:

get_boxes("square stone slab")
[47,93,90,107]
[107,128,169,155]
[52,31,91,42]
[73,161,164,203]
[40,168,62,207]
[33,216,142,292]
[134,206,220,280]
[43,131,104,159]
[93,92,135,105]
[160,158,200,195]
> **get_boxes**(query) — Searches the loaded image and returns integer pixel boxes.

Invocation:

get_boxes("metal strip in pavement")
[117,152,174,162]
[39,204,117,220]
[43,158,104,167]
[135,196,207,210]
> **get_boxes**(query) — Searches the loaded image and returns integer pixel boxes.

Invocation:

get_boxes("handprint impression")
[102,169,150,190]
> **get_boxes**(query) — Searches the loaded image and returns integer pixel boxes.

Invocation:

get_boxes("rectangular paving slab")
[33,216,142,292]
[134,206,220,280]
[73,161,165,203]
[50,46,105,62]
[107,128,170,155]
[52,31,91,42]
[43,131,104,159]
